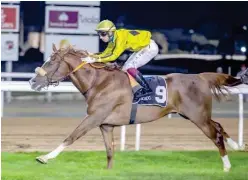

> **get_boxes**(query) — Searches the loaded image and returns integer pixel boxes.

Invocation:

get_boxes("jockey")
[84,19,159,99]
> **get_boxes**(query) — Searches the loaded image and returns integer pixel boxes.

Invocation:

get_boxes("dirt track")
[2,117,247,152]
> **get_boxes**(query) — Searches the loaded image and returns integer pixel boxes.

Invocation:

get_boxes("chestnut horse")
[30,44,247,172]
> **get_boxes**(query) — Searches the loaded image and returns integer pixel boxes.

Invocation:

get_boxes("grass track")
[2,151,248,180]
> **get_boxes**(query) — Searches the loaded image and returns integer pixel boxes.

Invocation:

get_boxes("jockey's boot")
[240,68,248,85]
[127,68,153,101]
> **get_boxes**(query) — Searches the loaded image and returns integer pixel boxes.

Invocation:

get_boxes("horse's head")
[29,44,88,91]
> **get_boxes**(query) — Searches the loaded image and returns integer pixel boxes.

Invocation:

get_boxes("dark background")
[2,1,248,75]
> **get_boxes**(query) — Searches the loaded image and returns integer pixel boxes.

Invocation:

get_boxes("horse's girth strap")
[130,103,138,124]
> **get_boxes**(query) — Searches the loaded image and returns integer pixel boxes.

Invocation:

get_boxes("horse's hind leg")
[211,120,240,150]
[100,125,114,169]
[193,120,231,172]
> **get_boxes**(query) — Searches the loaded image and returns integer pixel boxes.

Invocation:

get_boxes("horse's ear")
[52,43,57,52]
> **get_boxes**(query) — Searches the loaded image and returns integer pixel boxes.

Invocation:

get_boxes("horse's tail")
[199,73,242,102]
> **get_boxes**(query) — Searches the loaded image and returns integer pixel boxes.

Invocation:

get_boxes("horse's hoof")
[36,156,48,164]
[223,167,230,172]
[240,144,248,151]
[237,144,248,151]
[245,144,248,151]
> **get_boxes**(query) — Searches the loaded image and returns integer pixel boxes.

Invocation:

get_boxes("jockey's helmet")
[95,20,116,32]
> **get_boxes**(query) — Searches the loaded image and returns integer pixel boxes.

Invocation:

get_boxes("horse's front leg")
[100,125,114,169]
[36,112,105,164]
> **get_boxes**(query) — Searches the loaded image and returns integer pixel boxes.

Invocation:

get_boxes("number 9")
[155,86,166,103]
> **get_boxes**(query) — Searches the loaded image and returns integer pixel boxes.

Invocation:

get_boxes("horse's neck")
[72,64,98,95]
[65,55,96,94]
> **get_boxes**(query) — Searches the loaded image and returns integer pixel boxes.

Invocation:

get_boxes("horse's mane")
[58,46,121,71]
[59,46,88,58]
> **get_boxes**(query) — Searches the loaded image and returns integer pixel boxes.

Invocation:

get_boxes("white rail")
[2,73,57,103]
[1,81,78,92]
[1,72,35,78]
[155,54,247,61]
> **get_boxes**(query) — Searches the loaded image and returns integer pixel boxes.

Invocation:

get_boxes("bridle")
[34,52,88,88]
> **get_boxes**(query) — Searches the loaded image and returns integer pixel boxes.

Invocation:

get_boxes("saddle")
[129,75,167,107]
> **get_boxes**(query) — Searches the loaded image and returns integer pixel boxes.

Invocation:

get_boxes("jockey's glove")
[83,56,97,63]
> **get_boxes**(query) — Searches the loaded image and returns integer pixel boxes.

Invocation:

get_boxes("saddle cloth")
[131,75,167,107]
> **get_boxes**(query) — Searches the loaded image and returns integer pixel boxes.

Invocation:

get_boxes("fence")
[1,72,54,103]
[1,80,247,150]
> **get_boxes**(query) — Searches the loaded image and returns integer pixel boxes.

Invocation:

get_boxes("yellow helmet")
[95,19,116,32]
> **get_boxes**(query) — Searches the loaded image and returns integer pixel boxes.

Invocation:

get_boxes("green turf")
[2,151,248,180]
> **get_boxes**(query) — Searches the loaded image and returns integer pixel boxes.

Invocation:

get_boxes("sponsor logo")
[79,14,99,24]
[140,96,152,101]
[49,10,78,29]
[1,7,17,30]
[3,40,16,55]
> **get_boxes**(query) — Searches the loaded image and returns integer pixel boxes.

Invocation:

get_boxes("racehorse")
[29,44,247,172]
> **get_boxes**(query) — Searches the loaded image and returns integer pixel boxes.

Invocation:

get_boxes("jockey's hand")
[85,51,94,56]
[83,56,96,63]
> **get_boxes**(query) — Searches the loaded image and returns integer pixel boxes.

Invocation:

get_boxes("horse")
[29,44,247,172]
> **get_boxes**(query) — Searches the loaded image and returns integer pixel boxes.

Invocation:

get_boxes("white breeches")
[122,39,159,71]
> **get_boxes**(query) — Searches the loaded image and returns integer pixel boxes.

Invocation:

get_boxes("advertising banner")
[1,33,19,61]
[1,5,20,32]
[45,6,100,34]
[1,1,20,4]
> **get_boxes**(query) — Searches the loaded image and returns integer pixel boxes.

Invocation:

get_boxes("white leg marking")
[227,138,239,150]
[222,155,231,172]
[45,143,66,160]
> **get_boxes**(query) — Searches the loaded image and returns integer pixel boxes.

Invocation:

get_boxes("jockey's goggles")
[97,25,115,37]
[98,31,108,37]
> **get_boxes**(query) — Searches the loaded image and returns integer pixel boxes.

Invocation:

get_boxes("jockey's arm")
[94,38,126,63]
[92,43,112,58]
